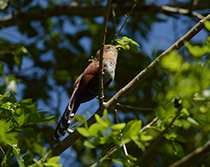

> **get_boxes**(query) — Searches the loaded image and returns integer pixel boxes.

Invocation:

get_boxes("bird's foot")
[99,95,105,99]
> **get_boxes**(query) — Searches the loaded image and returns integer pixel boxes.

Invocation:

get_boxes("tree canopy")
[1,0,210,166]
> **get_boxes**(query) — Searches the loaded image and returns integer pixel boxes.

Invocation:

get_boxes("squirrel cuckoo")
[54,44,121,140]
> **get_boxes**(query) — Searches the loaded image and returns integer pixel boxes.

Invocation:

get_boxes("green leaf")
[11,144,25,165]
[123,120,142,138]
[19,98,32,105]
[47,156,60,163]
[204,20,210,31]
[74,115,87,123]
[172,142,185,158]
[111,123,126,130]
[0,120,18,145]
[161,50,182,72]
[185,42,210,57]
[116,36,140,53]
[1,147,13,167]
[103,109,111,128]
[165,102,176,118]
[77,127,90,137]
[113,159,123,165]
[95,114,109,128]
[99,135,108,144]
[180,108,190,117]
[175,134,187,143]
[84,141,95,148]
[155,106,165,119]
[0,0,9,10]
[187,117,199,126]
[140,132,153,141]
[30,159,43,167]
[89,123,104,137]
[126,154,137,161]
[131,136,142,148]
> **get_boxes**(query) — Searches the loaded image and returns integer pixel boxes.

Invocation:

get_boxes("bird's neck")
[104,51,118,69]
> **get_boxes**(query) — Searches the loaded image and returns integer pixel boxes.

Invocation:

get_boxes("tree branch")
[39,12,210,163]
[1,2,209,28]
[135,107,182,166]
[98,0,112,106]
[169,141,210,167]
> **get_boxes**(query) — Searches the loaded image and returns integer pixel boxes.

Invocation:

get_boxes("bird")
[54,44,121,140]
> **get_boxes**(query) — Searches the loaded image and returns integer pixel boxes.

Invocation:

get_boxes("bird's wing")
[76,60,100,95]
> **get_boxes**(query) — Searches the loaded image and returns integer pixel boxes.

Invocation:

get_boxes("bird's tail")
[54,97,80,140]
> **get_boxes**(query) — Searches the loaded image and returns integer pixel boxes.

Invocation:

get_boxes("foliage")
[0,90,57,166]
[77,110,152,166]
[116,36,140,53]
[74,20,210,166]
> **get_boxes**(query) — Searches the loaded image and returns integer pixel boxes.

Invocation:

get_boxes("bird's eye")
[107,46,111,49]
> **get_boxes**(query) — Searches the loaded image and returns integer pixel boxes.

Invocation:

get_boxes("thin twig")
[117,103,155,111]
[112,4,117,44]
[114,109,130,163]
[111,0,137,43]
[90,146,118,167]
[161,5,204,20]
[140,117,158,133]
[98,0,112,106]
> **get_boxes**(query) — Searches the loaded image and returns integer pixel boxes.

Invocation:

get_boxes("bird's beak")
[114,45,123,49]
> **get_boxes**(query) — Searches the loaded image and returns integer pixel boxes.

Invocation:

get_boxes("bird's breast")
[103,59,115,84]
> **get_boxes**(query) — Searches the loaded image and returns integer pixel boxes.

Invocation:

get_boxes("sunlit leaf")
[77,127,90,137]
[185,42,210,57]
[187,117,199,126]
[155,106,165,120]
[95,114,109,128]
[161,50,182,72]
[165,102,176,118]
[89,123,104,137]
[0,0,9,9]
[204,20,210,31]
[47,156,60,163]
[116,36,140,52]
[111,123,126,130]
[140,132,153,141]
[84,141,95,148]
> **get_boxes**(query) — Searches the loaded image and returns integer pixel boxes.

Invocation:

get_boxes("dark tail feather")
[54,97,80,140]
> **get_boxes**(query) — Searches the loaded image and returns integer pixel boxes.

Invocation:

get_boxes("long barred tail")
[54,98,78,140]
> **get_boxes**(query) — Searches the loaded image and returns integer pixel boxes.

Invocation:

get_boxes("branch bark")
[0,2,209,28]
[98,0,112,106]
[40,13,210,161]
[169,141,210,167]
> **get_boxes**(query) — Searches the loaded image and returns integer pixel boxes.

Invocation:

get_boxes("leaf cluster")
[0,91,56,166]
[77,110,153,166]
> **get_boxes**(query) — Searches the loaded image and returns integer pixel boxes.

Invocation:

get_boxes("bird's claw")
[99,95,105,99]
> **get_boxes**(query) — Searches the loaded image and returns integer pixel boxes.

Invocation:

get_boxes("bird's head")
[96,44,122,58]
[104,44,123,52]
